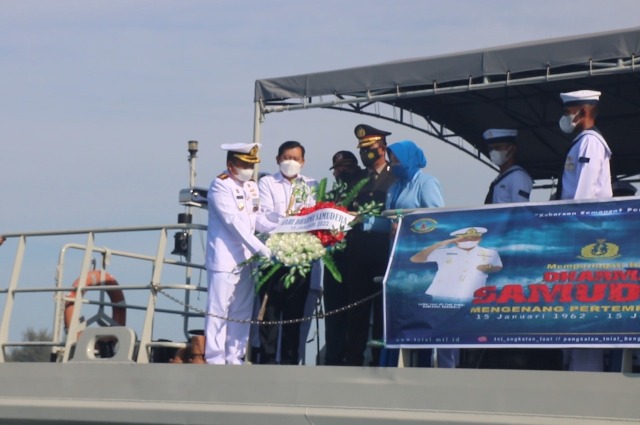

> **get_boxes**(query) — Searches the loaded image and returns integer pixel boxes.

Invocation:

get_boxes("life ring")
[64,270,126,329]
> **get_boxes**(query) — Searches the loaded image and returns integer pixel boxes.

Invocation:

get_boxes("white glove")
[258,245,272,259]
[266,211,283,223]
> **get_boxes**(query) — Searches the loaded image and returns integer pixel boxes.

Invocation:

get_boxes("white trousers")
[205,269,254,365]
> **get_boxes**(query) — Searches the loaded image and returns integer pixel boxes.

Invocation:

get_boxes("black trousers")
[258,268,311,364]
[344,258,386,366]
[322,251,348,365]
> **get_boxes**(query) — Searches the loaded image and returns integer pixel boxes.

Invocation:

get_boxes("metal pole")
[252,101,263,177]
[183,141,198,339]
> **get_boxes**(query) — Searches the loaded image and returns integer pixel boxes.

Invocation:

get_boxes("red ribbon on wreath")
[297,201,348,248]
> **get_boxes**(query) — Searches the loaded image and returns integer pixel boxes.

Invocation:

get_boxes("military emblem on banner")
[410,218,438,234]
[578,239,620,260]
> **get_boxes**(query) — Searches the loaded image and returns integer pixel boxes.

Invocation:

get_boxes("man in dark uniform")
[323,151,367,365]
[344,124,396,366]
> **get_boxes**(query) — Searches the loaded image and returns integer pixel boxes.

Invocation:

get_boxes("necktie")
[484,180,496,204]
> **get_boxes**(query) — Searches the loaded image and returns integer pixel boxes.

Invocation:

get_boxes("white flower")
[267,232,326,267]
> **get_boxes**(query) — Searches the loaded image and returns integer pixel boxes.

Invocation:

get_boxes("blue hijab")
[388,140,427,182]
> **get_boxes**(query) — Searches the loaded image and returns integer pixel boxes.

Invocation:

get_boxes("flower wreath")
[251,176,382,290]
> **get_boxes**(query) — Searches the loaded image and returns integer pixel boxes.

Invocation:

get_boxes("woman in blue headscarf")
[382,141,455,368]
[386,140,444,210]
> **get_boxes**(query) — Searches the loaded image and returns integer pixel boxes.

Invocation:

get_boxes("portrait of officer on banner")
[410,226,503,302]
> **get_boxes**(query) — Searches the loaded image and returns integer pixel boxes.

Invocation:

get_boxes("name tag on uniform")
[234,188,246,210]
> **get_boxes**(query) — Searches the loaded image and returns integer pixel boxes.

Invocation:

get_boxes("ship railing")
[0,223,208,364]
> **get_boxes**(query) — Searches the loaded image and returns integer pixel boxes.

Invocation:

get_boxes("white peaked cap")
[560,90,601,105]
[220,143,261,153]
[450,227,487,237]
[221,143,261,163]
[483,129,518,140]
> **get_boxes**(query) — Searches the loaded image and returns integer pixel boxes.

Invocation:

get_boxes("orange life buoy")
[64,270,126,329]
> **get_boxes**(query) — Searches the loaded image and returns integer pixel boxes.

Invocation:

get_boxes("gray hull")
[1,362,638,424]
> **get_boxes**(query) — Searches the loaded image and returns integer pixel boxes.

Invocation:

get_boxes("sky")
[1,0,639,347]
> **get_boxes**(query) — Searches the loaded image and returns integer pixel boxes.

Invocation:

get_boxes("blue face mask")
[391,163,411,180]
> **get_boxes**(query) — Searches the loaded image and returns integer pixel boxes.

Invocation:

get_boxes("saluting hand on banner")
[410,237,461,263]
[476,263,502,273]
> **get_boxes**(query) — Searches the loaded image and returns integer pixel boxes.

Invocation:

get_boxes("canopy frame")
[253,27,640,185]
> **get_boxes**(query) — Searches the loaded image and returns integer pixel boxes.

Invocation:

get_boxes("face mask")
[360,148,381,167]
[457,240,479,249]
[335,170,354,182]
[279,159,302,177]
[489,149,511,167]
[559,112,578,134]
[233,167,254,182]
[391,163,411,180]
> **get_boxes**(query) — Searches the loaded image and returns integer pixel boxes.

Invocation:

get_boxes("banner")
[273,208,354,233]
[384,197,640,349]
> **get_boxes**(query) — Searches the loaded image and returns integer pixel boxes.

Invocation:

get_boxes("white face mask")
[559,112,578,134]
[279,159,302,177]
[457,240,479,249]
[233,167,254,182]
[489,149,510,167]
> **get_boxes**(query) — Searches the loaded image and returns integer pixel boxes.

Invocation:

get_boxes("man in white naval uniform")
[482,129,533,205]
[256,140,318,364]
[556,90,613,372]
[556,90,612,200]
[205,143,274,365]
[410,227,502,301]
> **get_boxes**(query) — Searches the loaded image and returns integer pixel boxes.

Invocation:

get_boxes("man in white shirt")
[257,140,318,364]
[556,90,613,372]
[205,143,273,365]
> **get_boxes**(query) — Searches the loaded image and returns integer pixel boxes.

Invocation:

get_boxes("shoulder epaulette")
[217,173,229,180]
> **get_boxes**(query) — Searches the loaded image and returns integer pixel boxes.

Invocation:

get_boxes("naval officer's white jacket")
[206,173,274,272]
[560,129,612,200]
[424,245,502,301]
